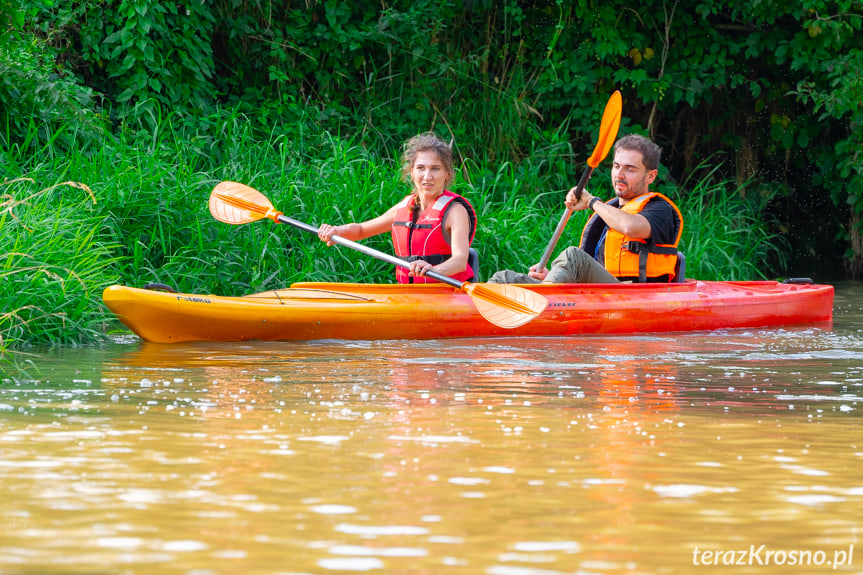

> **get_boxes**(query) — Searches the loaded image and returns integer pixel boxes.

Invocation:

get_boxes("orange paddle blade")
[464,283,548,329]
[209,181,281,225]
[587,90,623,168]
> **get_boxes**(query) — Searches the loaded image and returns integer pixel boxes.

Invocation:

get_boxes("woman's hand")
[409,259,435,277]
[317,224,339,246]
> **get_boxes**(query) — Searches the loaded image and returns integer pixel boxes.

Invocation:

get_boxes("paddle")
[535,90,623,273]
[208,181,548,329]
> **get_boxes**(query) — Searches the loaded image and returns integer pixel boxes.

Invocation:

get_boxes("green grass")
[669,161,788,281]
[0,107,790,352]
[1,179,119,353]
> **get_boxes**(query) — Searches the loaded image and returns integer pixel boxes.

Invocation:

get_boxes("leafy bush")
[0,9,102,156]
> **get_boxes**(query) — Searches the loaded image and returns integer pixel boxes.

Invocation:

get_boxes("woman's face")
[411,150,448,196]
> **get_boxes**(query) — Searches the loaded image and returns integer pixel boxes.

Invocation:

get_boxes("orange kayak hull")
[102,280,834,344]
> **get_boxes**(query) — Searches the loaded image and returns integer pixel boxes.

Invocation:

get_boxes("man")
[489,134,683,284]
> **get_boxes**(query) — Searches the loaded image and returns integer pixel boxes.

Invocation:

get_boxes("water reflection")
[1,284,862,573]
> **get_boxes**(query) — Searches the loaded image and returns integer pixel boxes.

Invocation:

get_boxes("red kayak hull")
[102,280,834,343]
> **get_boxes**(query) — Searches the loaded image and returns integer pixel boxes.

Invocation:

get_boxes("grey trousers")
[488,247,618,284]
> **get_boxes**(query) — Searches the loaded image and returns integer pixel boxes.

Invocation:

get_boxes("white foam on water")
[95,537,144,549]
[318,557,384,570]
[297,435,350,444]
[334,524,429,536]
[388,435,478,444]
[448,477,490,486]
[483,466,516,474]
[328,545,427,557]
[310,504,357,515]
[513,541,581,552]
[786,494,845,506]
[160,540,208,551]
[650,484,738,498]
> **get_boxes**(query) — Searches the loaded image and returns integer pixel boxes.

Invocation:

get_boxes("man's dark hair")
[614,134,662,171]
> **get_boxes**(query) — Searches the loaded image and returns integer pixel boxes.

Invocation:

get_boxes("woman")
[317,132,477,283]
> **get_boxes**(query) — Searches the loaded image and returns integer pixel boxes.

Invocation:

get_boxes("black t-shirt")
[639,198,678,245]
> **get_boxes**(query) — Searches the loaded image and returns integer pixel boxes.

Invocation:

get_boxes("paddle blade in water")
[464,283,548,329]
[209,181,279,225]
[587,90,622,169]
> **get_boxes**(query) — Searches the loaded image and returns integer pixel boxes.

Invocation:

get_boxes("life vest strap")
[623,242,679,283]
[393,220,434,230]
[624,241,678,256]
[403,254,448,265]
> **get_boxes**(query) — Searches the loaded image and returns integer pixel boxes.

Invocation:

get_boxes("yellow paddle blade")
[463,283,548,329]
[587,90,623,168]
[209,181,280,225]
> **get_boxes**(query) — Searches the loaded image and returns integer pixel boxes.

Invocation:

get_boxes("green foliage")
[80,0,216,115]
[0,180,119,351]
[0,0,24,29]
[793,46,863,274]
[12,0,217,127]
[0,8,102,154]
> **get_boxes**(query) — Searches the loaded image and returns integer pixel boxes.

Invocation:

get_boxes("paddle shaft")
[536,166,594,272]
[275,213,465,290]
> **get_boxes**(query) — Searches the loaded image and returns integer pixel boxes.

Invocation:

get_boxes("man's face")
[611,148,657,202]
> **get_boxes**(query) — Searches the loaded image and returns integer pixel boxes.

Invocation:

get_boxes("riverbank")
[3,110,788,351]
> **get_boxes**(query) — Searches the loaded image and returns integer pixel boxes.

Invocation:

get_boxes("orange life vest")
[391,191,477,284]
[580,192,683,283]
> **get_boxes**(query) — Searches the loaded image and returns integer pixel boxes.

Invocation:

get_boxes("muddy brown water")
[1,283,861,574]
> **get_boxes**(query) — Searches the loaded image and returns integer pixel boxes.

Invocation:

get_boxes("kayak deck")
[102,280,834,343]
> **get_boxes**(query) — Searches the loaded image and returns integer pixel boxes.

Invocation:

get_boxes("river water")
[1,283,862,574]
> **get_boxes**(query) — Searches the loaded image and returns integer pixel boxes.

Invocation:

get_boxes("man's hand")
[528,263,549,281]
[565,187,593,211]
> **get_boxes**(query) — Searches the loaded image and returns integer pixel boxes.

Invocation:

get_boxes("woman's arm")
[318,204,400,245]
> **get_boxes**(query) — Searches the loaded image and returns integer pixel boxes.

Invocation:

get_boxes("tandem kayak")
[102,280,834,343]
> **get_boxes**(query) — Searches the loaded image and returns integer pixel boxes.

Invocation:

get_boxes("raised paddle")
[208,181,548,329]
[535,90,623,273]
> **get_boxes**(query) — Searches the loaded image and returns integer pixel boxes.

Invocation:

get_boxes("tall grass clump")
[0,179,119,355]
[666,162,789,281]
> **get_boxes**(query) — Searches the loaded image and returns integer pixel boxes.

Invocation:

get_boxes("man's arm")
[565,188,652,240]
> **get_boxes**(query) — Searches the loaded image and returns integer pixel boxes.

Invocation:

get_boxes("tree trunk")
[848,211,863,280]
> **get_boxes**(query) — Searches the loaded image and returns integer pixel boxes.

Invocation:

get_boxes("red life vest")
[391,191,477,284]
[580,192,683,282]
